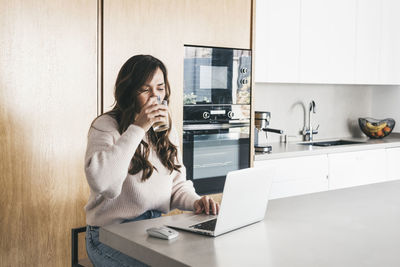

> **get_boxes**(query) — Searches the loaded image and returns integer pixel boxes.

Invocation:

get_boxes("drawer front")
[255,155,328,182]
[255,155,329,198]
[328,149,386,190]
[386,147,400,181]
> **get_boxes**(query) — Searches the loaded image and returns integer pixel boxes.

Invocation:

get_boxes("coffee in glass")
[152,96,169,132]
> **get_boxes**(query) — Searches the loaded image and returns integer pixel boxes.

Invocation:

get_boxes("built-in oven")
[183,105,250,194]
[183,45,251,106]
[183,45,252,194]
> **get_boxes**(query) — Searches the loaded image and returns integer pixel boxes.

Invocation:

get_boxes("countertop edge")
[254,136,400,161]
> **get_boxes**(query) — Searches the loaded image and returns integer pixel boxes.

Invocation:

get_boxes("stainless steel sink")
[298,139,366,147]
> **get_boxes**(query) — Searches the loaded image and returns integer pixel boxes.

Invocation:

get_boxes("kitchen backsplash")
[254,83,377,142]
[371,85,400,130]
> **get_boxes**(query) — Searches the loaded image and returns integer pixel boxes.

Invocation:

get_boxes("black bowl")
[358,117,395,139]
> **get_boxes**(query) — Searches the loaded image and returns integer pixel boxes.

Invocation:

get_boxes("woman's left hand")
[194,196,219,215]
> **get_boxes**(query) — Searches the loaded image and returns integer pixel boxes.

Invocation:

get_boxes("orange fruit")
[384,126,391,132]
[377,130,384,137]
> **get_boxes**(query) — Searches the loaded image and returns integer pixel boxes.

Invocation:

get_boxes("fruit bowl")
[358,117,395,139]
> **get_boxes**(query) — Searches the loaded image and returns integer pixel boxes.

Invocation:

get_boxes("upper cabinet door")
[355,0,400,85]
[380,0,400,84]
[255,0,400,85]
[300,0,356,84]
[355,0,381,84]
[255,0,300,83]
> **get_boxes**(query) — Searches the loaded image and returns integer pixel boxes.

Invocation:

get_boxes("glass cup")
[152,96,169,132]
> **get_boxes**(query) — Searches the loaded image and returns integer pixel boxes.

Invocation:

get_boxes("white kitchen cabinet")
[380,0,400,84]
[386,147,400,181]
[255,0,400,85]
[355,0,381,84]
[254,155,329,199]
[299,0,356,84]
[355,0,400,84]
[328,149,387,190]
[255,0,300,83]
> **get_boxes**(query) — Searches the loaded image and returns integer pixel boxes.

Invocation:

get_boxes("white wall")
[371,86,400,128]
[254,83,373,142]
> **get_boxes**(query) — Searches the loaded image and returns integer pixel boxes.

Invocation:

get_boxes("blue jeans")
[86,210,162,267]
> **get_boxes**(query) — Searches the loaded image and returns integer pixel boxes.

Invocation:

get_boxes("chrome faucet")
[302,100,319,141]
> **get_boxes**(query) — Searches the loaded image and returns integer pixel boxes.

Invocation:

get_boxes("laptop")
[166,166,274,237]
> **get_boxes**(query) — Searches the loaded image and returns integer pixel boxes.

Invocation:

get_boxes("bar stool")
[71,227,93,267]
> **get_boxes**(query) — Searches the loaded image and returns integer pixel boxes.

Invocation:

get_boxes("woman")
[84,55,219,267]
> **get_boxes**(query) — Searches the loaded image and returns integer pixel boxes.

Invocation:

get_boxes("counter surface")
[255,133,400,161]
[100,180,400,267]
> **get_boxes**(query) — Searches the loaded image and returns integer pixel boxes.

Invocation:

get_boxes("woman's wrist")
[132,122,149,132]
[127,123,146,137]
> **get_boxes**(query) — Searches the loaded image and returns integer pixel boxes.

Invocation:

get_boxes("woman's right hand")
[133,96,168,132]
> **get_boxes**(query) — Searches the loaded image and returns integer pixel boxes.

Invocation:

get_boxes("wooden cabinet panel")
[255,155,329,199]
[103,0,252,138]
[0,0,97,266]
[0,1,253,266]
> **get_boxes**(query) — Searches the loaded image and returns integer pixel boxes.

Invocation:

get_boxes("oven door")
[183,45,251,105]
[183,126,250,194]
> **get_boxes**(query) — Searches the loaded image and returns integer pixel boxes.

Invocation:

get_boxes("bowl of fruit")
[358,117,395,139]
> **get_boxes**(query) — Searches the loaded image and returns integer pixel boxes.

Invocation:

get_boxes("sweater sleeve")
[84,116,145,199]
[169,125,201,210]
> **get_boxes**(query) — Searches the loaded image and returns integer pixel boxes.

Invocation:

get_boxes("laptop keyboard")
[190,219,217,231]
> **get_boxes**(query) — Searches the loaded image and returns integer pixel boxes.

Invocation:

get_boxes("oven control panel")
[183,105,250,123]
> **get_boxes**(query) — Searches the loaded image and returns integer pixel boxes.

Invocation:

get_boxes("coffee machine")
[254,111,283,153]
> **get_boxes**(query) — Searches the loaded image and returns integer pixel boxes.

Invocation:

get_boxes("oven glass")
[192,132,249,180]
[183,46,251,105]
[183,125,250,194]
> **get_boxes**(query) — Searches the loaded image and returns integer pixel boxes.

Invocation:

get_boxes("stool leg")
[71,227,87,267]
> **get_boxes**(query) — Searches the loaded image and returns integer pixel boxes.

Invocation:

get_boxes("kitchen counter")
[100,180,400,267]
[255,133,400,161]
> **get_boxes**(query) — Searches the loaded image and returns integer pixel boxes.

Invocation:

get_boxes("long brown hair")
[105,55,181,181]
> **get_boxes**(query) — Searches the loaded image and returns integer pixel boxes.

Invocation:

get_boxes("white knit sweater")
[84,114,200,226]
